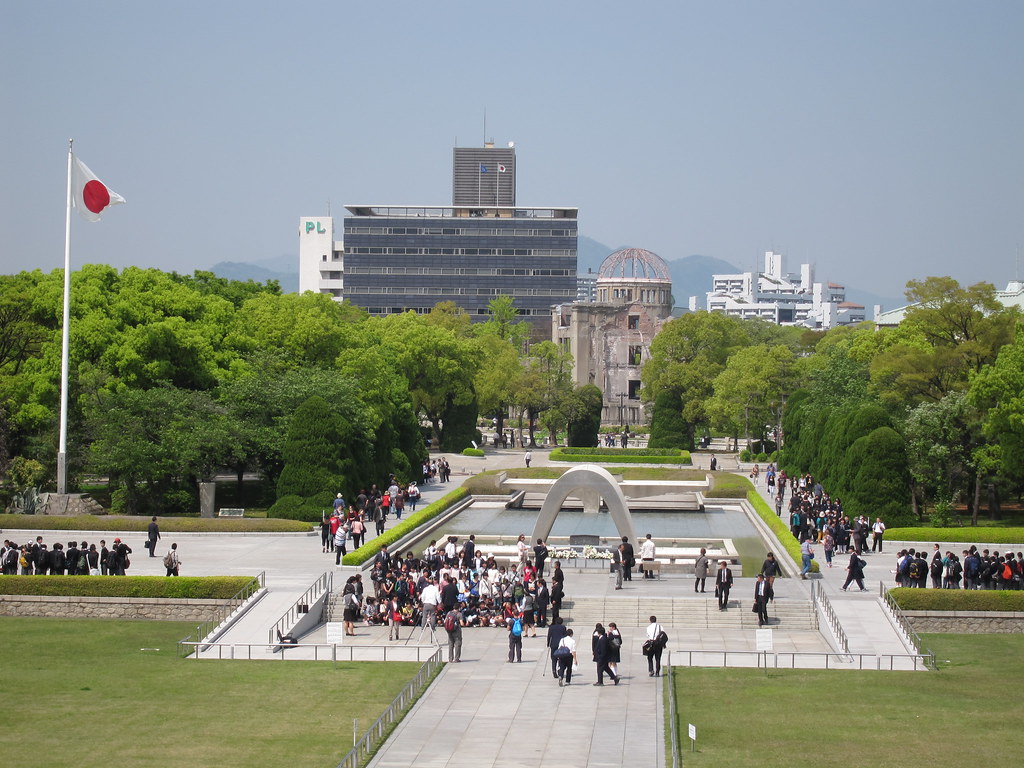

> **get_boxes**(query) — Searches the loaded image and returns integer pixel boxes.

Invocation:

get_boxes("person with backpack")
[907,555,923,588]
[929,545,943,588]
[507,610,524,663]
[164,543,181,576]
[840,551,867,591]
[553,628,577,686]
[444,607,462,662]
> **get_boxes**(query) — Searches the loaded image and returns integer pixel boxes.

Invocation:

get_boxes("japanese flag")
[72,155,125,222]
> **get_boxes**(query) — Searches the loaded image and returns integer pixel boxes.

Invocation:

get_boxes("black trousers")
[647,645,663,674]
[718,585,731,608]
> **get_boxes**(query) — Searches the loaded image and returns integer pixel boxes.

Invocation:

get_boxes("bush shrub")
[0,515,311,533]
[739,449,753,462]
[342,487,469,566]
[551,446,684,457]
[461,448,485,457]
[883,527,1024,545]
[550,447,691,465]
[754,453,769,462]
[266,491,333,523]
[746,485,818,573]
[890,587,1024,612]
[0,575,259,599]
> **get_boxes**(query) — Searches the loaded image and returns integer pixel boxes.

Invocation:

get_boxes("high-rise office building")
[452,142,516,207]
[299,143,577,328]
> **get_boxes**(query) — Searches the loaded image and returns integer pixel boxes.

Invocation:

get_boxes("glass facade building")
[342,205,578,322]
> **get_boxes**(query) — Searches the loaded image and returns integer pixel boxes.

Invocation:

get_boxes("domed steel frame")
[597,247,671,282]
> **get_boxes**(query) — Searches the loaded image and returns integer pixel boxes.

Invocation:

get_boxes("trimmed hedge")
[553,446,685,457]
[0,515,312,533]
[746,486,819,574]
[885,527,1024,545]
[461,448,485,457]
[0,575,259,599]
[890,587,1024,613]
[342,487,469,566]
[550,448,692,465]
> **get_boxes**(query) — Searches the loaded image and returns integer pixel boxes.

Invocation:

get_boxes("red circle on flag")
[82,180,111,214]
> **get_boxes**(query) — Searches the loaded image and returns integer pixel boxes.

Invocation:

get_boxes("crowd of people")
[1,536,134,576]
[894,545,1023,590]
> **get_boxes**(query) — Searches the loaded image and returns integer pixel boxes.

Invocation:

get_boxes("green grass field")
[670,633,1024,764]
[0,618,420,768]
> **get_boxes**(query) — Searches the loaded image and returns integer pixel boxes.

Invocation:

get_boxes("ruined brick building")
[552,248,674,426]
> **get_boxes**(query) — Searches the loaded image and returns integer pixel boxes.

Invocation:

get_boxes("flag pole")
[57,139,73,494]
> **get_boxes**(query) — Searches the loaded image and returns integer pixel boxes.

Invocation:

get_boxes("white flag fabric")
[71,155,125,222]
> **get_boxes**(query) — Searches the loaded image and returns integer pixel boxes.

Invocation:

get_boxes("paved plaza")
[9,448,949,766]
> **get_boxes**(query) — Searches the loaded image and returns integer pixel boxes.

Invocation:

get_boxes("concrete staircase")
[560,595,818,630]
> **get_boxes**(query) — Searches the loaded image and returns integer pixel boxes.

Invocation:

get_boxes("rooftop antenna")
[483,108,487,146]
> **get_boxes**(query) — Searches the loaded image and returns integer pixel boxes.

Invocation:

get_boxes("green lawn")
[0,618,420,768]
[670,633,1024,764]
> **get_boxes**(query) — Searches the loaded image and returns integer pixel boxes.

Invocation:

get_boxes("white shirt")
[640,539,656,559]
[558,635,577,654]
[420,584,440,606]
[646,622,663,641]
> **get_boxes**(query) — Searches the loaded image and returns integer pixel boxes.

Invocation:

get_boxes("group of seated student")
[360,535,557,630]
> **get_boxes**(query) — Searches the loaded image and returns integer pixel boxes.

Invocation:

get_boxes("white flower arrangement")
[582,545,613,560]
[549,546,613,560]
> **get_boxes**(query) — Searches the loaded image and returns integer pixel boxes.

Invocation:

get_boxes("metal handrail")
[179,641,442,663]
[878,581,936,670]
[811,581,849,654]
[335,647,445,768]
[665,661,680,768]
[668,648,933,671]
[177,571,265,656]
[268,571,332,645]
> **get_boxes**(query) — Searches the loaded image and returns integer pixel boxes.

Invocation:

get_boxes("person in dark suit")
[754,573,772,626]
[550,575,564,622]
[620,537,635,581]
[545,617,568,677]
[147,516,160,557]
[591,623,619,686]
[461,534,476,570]
[715,560,734,610]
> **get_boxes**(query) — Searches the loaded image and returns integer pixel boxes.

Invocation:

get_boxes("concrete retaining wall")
[0,595,233,622]
[904,610,1024,634]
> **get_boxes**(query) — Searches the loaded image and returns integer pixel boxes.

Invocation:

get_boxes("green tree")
[707,344,796,450]
[648,387,688,449]
[642,312,749,449]
[375,312,479,447]
[275,395,346,500]
[843,426,913,526]
[86,386,238,514]
[566,384,604,447]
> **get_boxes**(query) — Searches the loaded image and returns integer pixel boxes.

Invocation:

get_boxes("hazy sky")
[2,1,1022,299]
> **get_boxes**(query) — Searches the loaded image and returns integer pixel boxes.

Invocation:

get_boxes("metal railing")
[878,581,937,670]
[177,572,265,656]
[268,571,332,645]
[178,641,443,663]
[665,663,680,768]
[811,581,850,654]
[667,649,933,671]
[335,646,445,768]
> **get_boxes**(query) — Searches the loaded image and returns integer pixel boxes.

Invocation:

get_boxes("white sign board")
[326,622,345,644]
[756,628,774,652]
[688,724,696,741]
